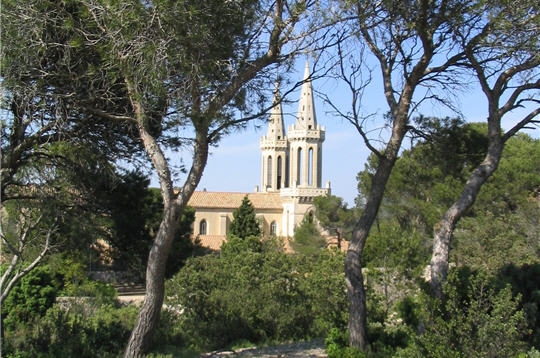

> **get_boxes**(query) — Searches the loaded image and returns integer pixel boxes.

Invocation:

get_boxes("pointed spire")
[267,82,286,140]
[295,61,317,129]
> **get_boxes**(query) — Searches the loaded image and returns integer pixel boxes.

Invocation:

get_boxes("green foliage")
[102,171,159,275]
[99,171,198,279]
[48,256,117,306]
[453,203,540,272]
[2,265,58,327]
[397,267,528,357]
[292,212,327,255]
[413,117,488,179]
[451,134,540,272]
[166,243,348,351]
[498,263,540,347]
[326,328,366,358]
[3,303,138,358]
[363,221,429,278]
[221,235,264,255]
[362,119,488,234]
[228,195,262,239]
[475,133,540,212]
[313,194,358,242]
[354,125,540,355]
[147,309,190,355]
[306,249,350,333]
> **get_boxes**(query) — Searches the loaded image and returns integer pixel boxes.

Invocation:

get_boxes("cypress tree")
[228,195,262,239]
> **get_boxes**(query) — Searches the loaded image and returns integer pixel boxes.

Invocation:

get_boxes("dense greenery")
[347,124,540,356]
[2,122,538,357]
[101,171,200,280]
[292,212,328,255]
[2,114,538,357]
[313,194,358,245]
[166,237,348,351]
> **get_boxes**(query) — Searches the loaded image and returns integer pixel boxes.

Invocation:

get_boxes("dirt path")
[201,341,327,357]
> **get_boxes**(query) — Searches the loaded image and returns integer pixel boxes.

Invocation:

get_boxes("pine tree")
[228,195,262,239]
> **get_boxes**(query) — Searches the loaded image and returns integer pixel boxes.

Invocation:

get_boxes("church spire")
[260,82,288,192]
[295,61,317,129]
[266,82,285,140]
[287,61,325,189]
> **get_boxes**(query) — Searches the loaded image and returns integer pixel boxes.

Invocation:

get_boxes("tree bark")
[122,79,210,356]
[346,118,408,349]
[124,204,181,357]
[345,234,368,349]
[430,127,503,298]
[123,130,208,356]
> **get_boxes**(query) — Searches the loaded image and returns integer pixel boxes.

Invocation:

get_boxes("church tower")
[259,61,330,237]
[260,84,288,191]
[287,61,325,188]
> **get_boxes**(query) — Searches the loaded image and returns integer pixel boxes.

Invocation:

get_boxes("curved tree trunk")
[124,204,180,356]
[430,129,503,298]
[123,145,208,356]
[123,86,210,356]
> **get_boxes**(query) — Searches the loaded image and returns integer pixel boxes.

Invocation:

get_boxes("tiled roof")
[188,191,283,210]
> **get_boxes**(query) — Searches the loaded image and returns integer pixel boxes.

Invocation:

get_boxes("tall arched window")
[308,147,314,186]
[267,155,272,188]
[277,156,282,189]
[270,221,277,236]
[297,147,303,185]
[199,220,207,235]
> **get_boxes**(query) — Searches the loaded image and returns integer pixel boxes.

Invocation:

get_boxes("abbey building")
[188,62,330,250]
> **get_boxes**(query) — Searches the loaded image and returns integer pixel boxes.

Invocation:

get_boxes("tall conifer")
[228,196,262,239]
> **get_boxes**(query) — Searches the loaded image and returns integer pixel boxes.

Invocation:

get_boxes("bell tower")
[259,62,329,237]
[260,84,288,191]
[287,61,325,188]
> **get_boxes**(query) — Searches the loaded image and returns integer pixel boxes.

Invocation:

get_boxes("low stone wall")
[88,270,138,284]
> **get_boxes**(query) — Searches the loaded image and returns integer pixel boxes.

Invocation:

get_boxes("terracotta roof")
[188,191,283,210]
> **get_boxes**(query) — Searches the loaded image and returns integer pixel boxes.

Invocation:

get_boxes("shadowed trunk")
[345,238,368,349]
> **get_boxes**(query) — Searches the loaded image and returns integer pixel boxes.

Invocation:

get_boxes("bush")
[325,328,366,358]
[2,265,58,328]
[4,303,138,357]
[166,240,348,351]
[396,267,529,357]
[3,260,135,357]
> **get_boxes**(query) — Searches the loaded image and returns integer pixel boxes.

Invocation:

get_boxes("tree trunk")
[430,131,503,297]
[346,144,404,350]
[124,204,180,357]
[345,239,367,349]
[122,97,209,355]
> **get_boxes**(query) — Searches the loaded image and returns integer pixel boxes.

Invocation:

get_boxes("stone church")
[188,62,331,250]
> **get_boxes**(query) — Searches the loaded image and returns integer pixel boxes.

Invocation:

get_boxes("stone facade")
[188,62,330,250]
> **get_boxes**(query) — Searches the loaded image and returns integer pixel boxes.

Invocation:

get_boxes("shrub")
[2,265,58,328]
[396,267,529,357]
[166,241,348,351]
[4,303,138,357]
[325,328,366,358]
